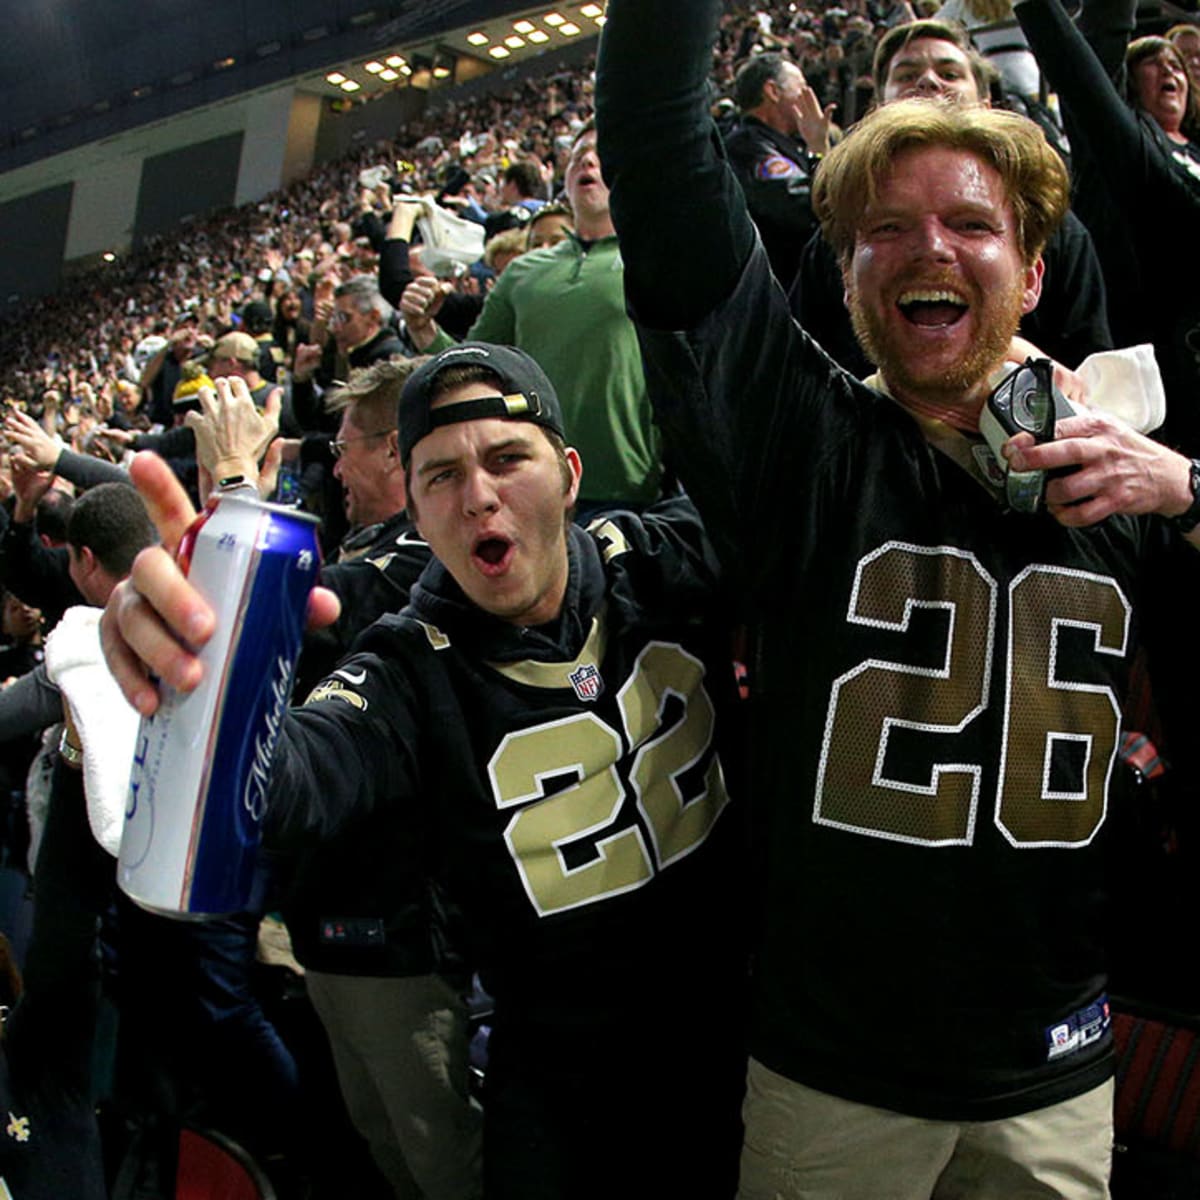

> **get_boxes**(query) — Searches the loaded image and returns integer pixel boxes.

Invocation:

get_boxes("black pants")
[482,1011,746,1200]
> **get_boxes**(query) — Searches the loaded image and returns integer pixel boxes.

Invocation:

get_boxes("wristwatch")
[1171,458,1200,535]
[58,729,84,769]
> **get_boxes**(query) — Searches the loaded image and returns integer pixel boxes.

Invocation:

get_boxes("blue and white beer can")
[118,490,321,917]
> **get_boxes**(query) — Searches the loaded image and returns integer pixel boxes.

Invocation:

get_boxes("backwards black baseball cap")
[398,342,565,465]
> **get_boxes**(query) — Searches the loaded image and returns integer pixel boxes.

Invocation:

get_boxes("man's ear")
[1021,255,1045,316]
[564,447,583,508]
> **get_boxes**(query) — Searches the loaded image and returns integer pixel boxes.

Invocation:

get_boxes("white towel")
[44,606,139,856]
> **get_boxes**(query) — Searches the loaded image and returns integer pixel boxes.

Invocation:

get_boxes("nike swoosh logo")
[333,668,367,686]
[393,530,428,546]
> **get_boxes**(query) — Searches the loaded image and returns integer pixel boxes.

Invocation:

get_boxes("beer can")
[118,491,321,918]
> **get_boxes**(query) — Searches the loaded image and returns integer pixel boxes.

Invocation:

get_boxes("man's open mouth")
[897,288,968,328]
[472,535,514,573]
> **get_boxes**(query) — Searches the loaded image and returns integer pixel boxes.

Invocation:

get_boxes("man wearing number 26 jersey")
[598,3,1200,1196]
[262,344,747,1199]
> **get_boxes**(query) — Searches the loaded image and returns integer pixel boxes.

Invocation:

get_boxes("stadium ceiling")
[0,1,602,175]
[298,3,604,100]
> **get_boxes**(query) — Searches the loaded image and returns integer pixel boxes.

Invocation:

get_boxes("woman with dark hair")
[1125,35,1200,169]
[271,289,312,370]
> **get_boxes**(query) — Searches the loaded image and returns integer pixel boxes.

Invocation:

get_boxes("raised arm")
[596,0,755,329]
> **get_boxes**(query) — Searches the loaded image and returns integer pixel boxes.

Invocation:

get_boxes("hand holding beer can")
[119,491,321,917]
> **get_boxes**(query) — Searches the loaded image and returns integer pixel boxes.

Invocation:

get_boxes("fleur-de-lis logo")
[6,1112,29,1142]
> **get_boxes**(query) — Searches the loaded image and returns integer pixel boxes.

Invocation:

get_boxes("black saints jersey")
[635,242,1164,1121]
[270,503,745,1036]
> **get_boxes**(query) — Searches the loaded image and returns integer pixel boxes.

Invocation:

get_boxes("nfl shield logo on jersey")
[568,663,603,702]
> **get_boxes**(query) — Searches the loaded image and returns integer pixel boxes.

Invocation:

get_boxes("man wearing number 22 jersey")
[597,2,1200,1194]
[265,345,746,1199]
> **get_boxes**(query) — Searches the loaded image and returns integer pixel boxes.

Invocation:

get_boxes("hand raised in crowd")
[292,343,323,383]
[257,438,299,501]
[185,376,281,498]
[98,427,136,449]
[795,80,836,157]
[312,275,338,306]
[1004,409,1195,529]
[100,453,341,717]
[400,277,449,350]
[4,407,64,472]
[9,455,55,523]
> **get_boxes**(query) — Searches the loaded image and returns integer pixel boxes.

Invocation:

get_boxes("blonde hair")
[483,228,528,270]
[812,99,1069,266]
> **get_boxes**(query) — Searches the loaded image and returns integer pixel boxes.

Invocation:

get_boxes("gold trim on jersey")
[417,620,451,650]
[487,607,608,690]
[863,371,1005,504]
[304,680,368,711]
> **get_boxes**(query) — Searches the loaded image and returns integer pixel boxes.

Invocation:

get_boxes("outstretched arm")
[596,0,755,329]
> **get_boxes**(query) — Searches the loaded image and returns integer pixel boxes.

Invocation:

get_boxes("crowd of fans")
[0,0,1198,1193]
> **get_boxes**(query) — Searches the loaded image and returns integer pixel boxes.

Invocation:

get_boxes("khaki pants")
[738,1057,1113,1200]
[307,970,482,1200]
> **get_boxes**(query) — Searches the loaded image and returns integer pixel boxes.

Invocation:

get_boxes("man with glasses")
[310,358,431,692]
[331,275,406,370]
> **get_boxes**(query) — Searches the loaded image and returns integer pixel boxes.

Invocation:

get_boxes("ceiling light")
[364,61,384,73]
[489,45,511,58]
[559,22,581,35]
[102,252,116,263]
[466,31,489,45]
[401,64,412,74]
[379,68,399,81]
[544,12,565,25]
[528,29,550,42]
[340,79,361,91]
[326,71,347,84]
[385,54,404,67]
[505,35,526,48]
[594,14,606,24]
[433,65,451,77]
[580,4,603,16]
[513,19,536,33]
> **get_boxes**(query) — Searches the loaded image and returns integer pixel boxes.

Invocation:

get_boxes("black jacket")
[724,115,819,286]
[277,512,438,977]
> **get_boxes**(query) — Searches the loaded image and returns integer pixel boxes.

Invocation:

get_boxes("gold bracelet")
[58,729,84,769]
